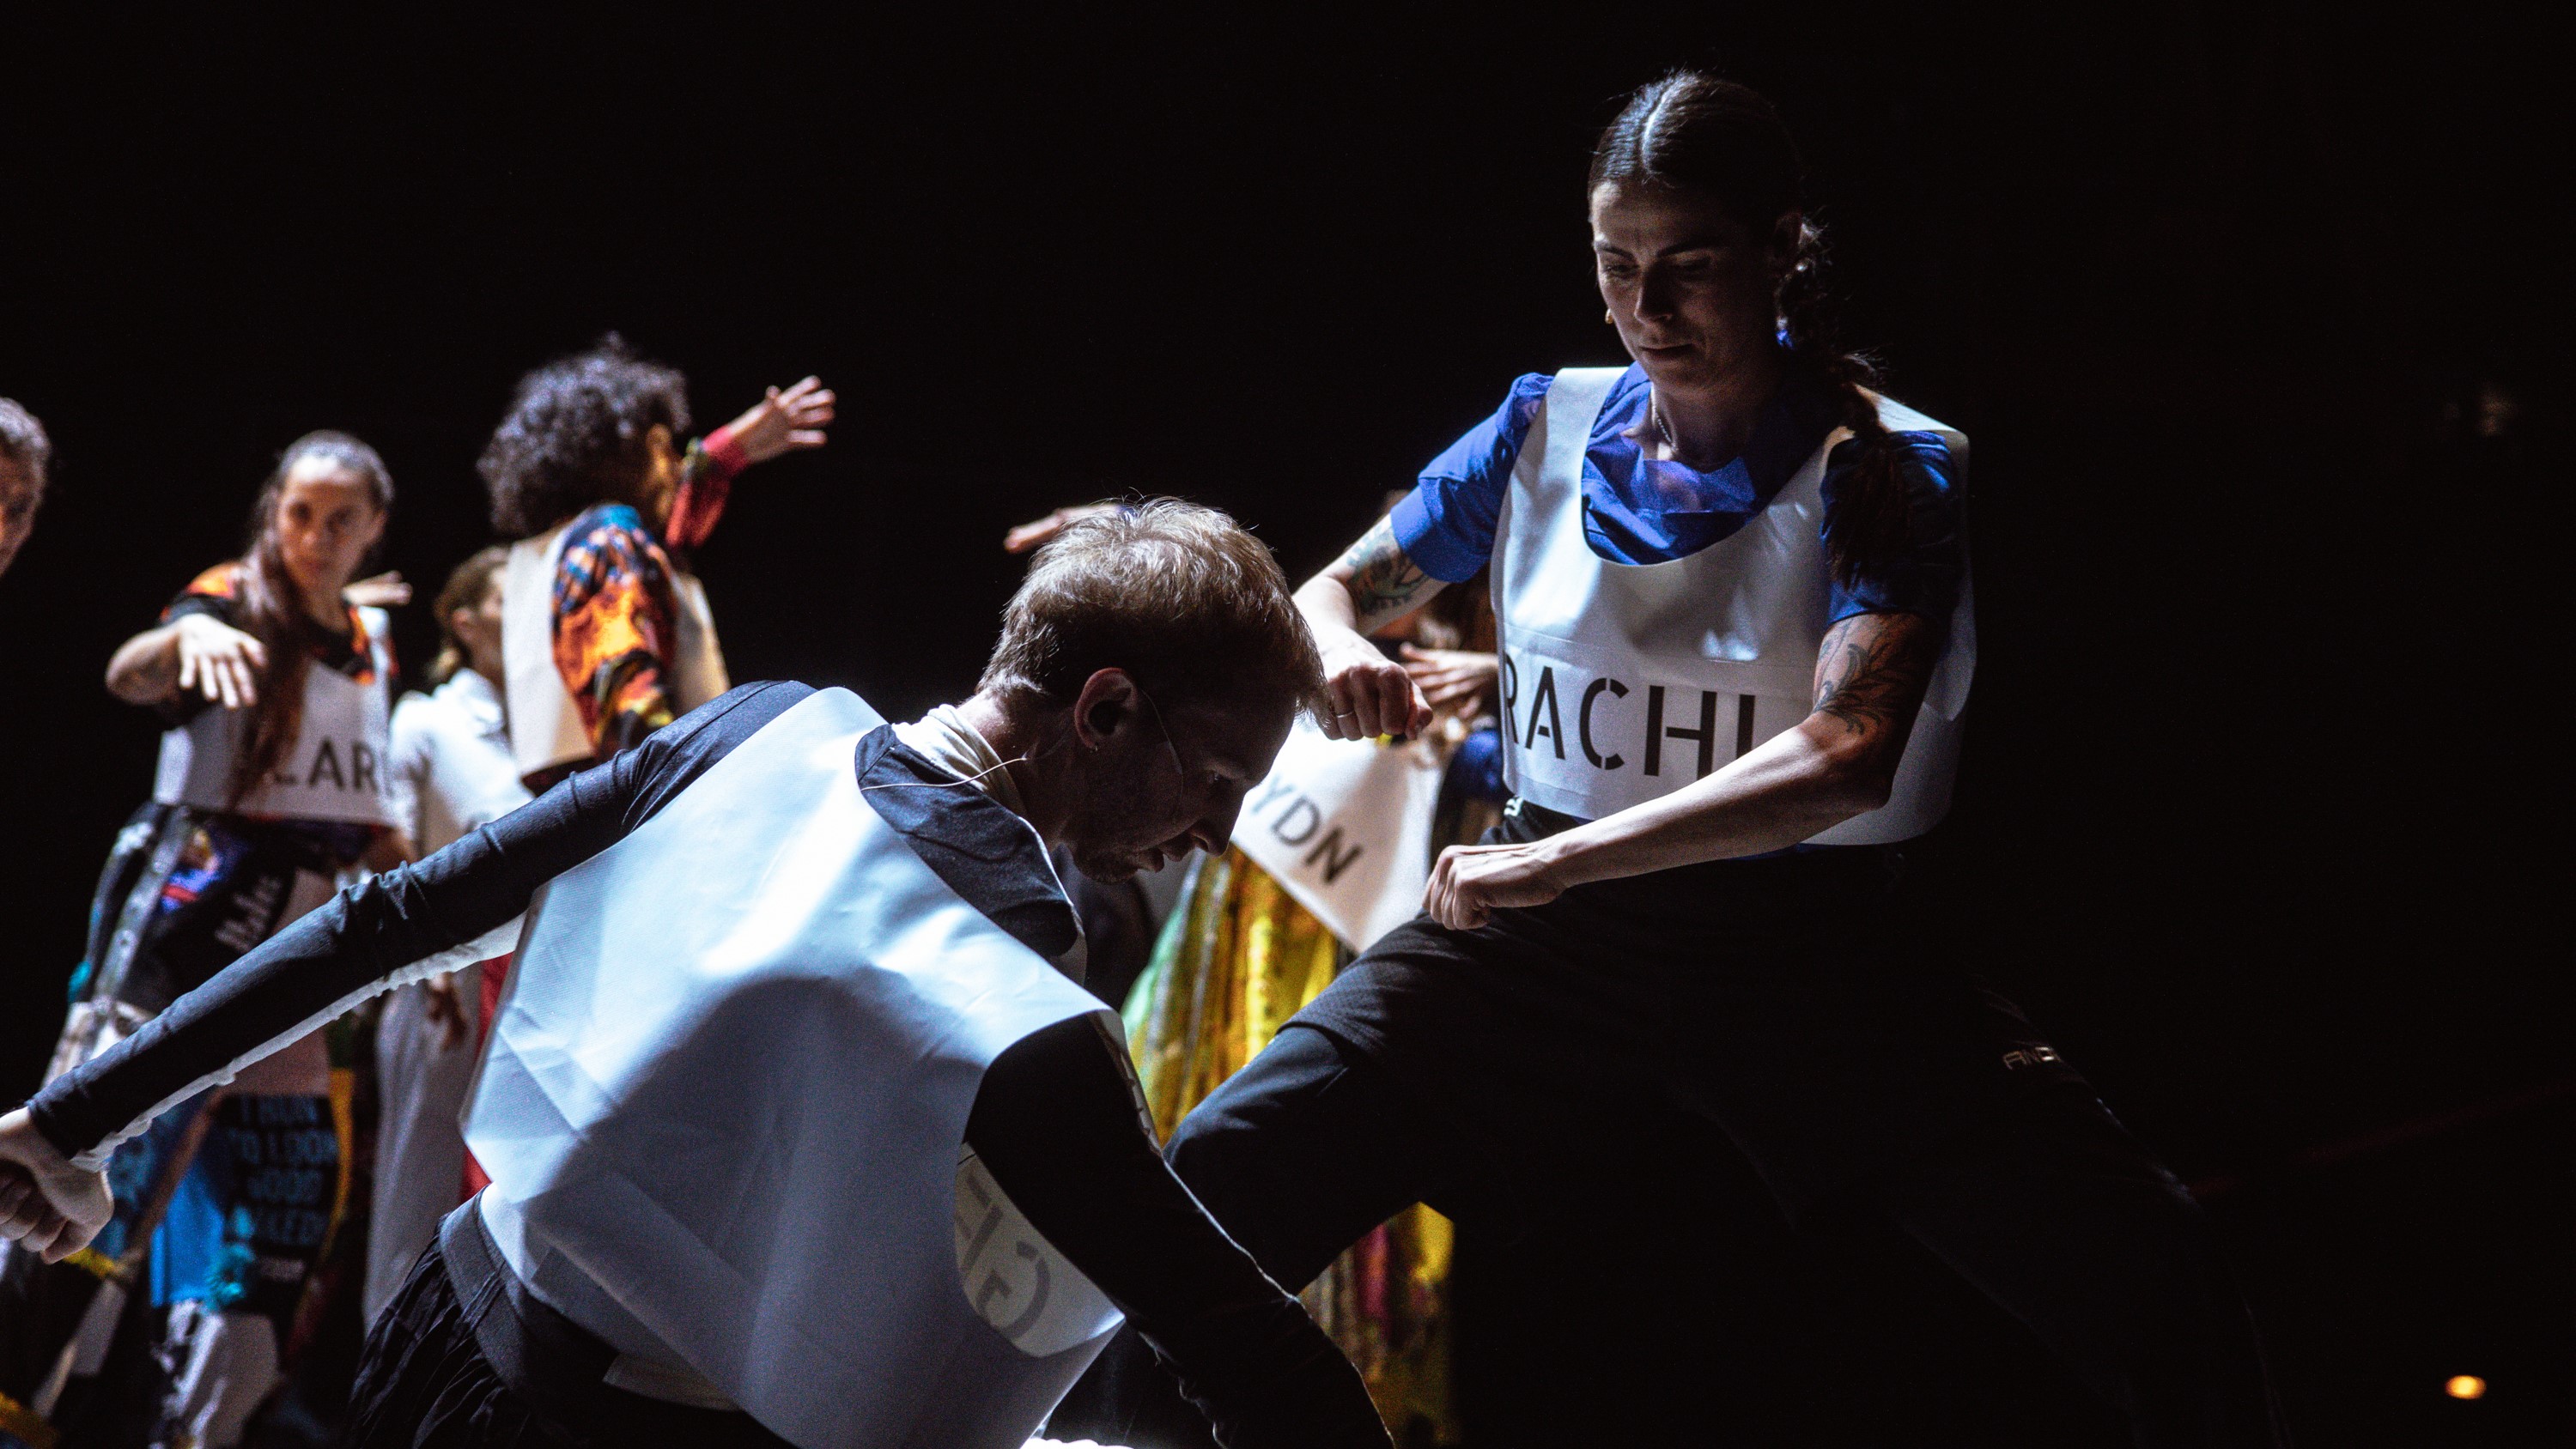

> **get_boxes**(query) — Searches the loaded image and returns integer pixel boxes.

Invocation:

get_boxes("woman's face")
[1590,181,1795,397]
[271,457,386,606]
[452,575,507,682]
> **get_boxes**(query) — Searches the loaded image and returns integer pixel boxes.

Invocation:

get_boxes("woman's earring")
[1604,309,1616,325]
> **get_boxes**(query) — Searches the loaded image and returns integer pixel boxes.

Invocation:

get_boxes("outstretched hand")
[1002,502,1121,555]
[726,377,836,465]
[343,572,410,609]
[173,613,268,710]
[1423,840,1568,931]
[0,1108,111,1264]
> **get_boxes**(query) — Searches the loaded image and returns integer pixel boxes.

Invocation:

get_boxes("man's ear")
[1071,669,1138,749]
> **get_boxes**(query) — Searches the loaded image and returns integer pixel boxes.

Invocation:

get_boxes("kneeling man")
[1,502,1386,1449]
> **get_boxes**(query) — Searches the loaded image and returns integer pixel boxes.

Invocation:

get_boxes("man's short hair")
[981,500,1327,721]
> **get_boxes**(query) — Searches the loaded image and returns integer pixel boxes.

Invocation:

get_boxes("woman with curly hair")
[481,336,834,787]
[0,432,411,1449]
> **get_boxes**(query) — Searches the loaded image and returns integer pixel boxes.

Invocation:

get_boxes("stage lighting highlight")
[2445,1375,2487,1400]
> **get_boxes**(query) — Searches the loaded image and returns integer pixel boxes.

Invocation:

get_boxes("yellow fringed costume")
[1123,846,1458,1445]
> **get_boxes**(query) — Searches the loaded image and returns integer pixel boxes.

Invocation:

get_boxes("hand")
[1398,645,1498,715]
[1002,502,1121,555]
[1319,631,1431,743]
[1423,840,1568,931]
[173,613,268,709]
[0,1108,112,1263]
[343,571,410,609]
[421,973,469,1051]
[725,377,836,465]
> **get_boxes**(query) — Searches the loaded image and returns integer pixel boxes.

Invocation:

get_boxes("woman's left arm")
[1422,609,1938,929]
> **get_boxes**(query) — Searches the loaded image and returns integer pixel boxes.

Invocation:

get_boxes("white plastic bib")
[1491,368,1975,843]
[152,606,398,826]
[465,688,1121,1449]
[501,520,731,779]
[1232,717,1446,952]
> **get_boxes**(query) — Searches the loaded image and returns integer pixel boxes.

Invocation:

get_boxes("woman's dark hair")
[478,334,690,538]
[426,545,510,687]
[230,431,395,807]
[1590,72,1912,586]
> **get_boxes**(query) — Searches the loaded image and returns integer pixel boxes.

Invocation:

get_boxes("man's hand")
[1423,840,1567,931]
[1319,633,1431,743]
[725,377,836,465]
[174,614,269,709]
[0,1108,111,1263]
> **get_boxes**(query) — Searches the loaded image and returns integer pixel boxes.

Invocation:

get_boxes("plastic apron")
[501,521,731,780]
[1492,368,1975,843]
[151,605,399,826]
[464,688,1123,1449]
[1232,717,1445,953]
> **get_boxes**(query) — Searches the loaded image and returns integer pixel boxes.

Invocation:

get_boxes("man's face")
[0,457,34,579]
[1059,676,1294,882]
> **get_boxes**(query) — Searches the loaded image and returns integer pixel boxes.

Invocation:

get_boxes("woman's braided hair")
[1589,71,1913,586]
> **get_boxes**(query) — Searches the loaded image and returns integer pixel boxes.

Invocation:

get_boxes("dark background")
[2,4,2564,1445]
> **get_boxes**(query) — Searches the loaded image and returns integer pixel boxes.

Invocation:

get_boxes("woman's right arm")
[1293,515,1443,743]
[105,614,269,709]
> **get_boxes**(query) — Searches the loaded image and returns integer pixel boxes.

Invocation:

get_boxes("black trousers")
[1054,821,2284,1449]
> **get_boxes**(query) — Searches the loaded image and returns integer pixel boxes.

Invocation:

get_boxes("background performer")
[366,547,529,1326]
[0,398,49,579]
[2,433,408,1449]
[479,336,833,788]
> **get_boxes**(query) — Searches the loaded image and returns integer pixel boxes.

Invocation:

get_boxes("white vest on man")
[1492,367,1976,843]
[153,605,399,826]
[501,520,731,780]
[465,688,1124,1449]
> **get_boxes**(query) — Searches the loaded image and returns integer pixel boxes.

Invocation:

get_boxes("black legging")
[1056,1023,2287,1449]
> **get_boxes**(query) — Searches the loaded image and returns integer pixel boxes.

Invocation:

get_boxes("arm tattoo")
[1332,515,1445,631]
[1810,613,1935,738]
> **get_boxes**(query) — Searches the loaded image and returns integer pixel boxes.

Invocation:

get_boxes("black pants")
[1054,818,2284,1449]
[1061,1025,2283,1449]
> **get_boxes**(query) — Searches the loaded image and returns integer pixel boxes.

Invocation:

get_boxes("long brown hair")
[1589,72,1913,586]
[226,432,395,808]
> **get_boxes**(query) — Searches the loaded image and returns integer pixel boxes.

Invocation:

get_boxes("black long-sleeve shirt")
[27,681,1388,1449]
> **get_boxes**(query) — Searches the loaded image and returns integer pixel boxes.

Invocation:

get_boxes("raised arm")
[1421,609,1941,929]
[105,613,269,708]
[1293,515,1444,742]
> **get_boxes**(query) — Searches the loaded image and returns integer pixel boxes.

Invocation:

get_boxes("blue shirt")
[1389,361,1965,624]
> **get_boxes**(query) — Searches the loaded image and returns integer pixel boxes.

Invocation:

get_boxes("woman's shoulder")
[159,560,247,623]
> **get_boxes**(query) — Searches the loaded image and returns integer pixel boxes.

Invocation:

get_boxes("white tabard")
[1491,367,1976,844]
[1231,717,1445,953]
[501,520,731,780]
[464,688,1124,1448]
[152,605,399,826]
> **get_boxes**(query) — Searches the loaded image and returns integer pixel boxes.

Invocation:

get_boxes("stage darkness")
[2,6,2563,1445]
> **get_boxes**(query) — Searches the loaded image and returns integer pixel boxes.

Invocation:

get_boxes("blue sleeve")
[1822,432,1965,625]
[1388,373,1553,583]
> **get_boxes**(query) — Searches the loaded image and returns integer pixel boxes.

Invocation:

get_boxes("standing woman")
[1070,74,2283,1448]
[4,433,408,1449]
